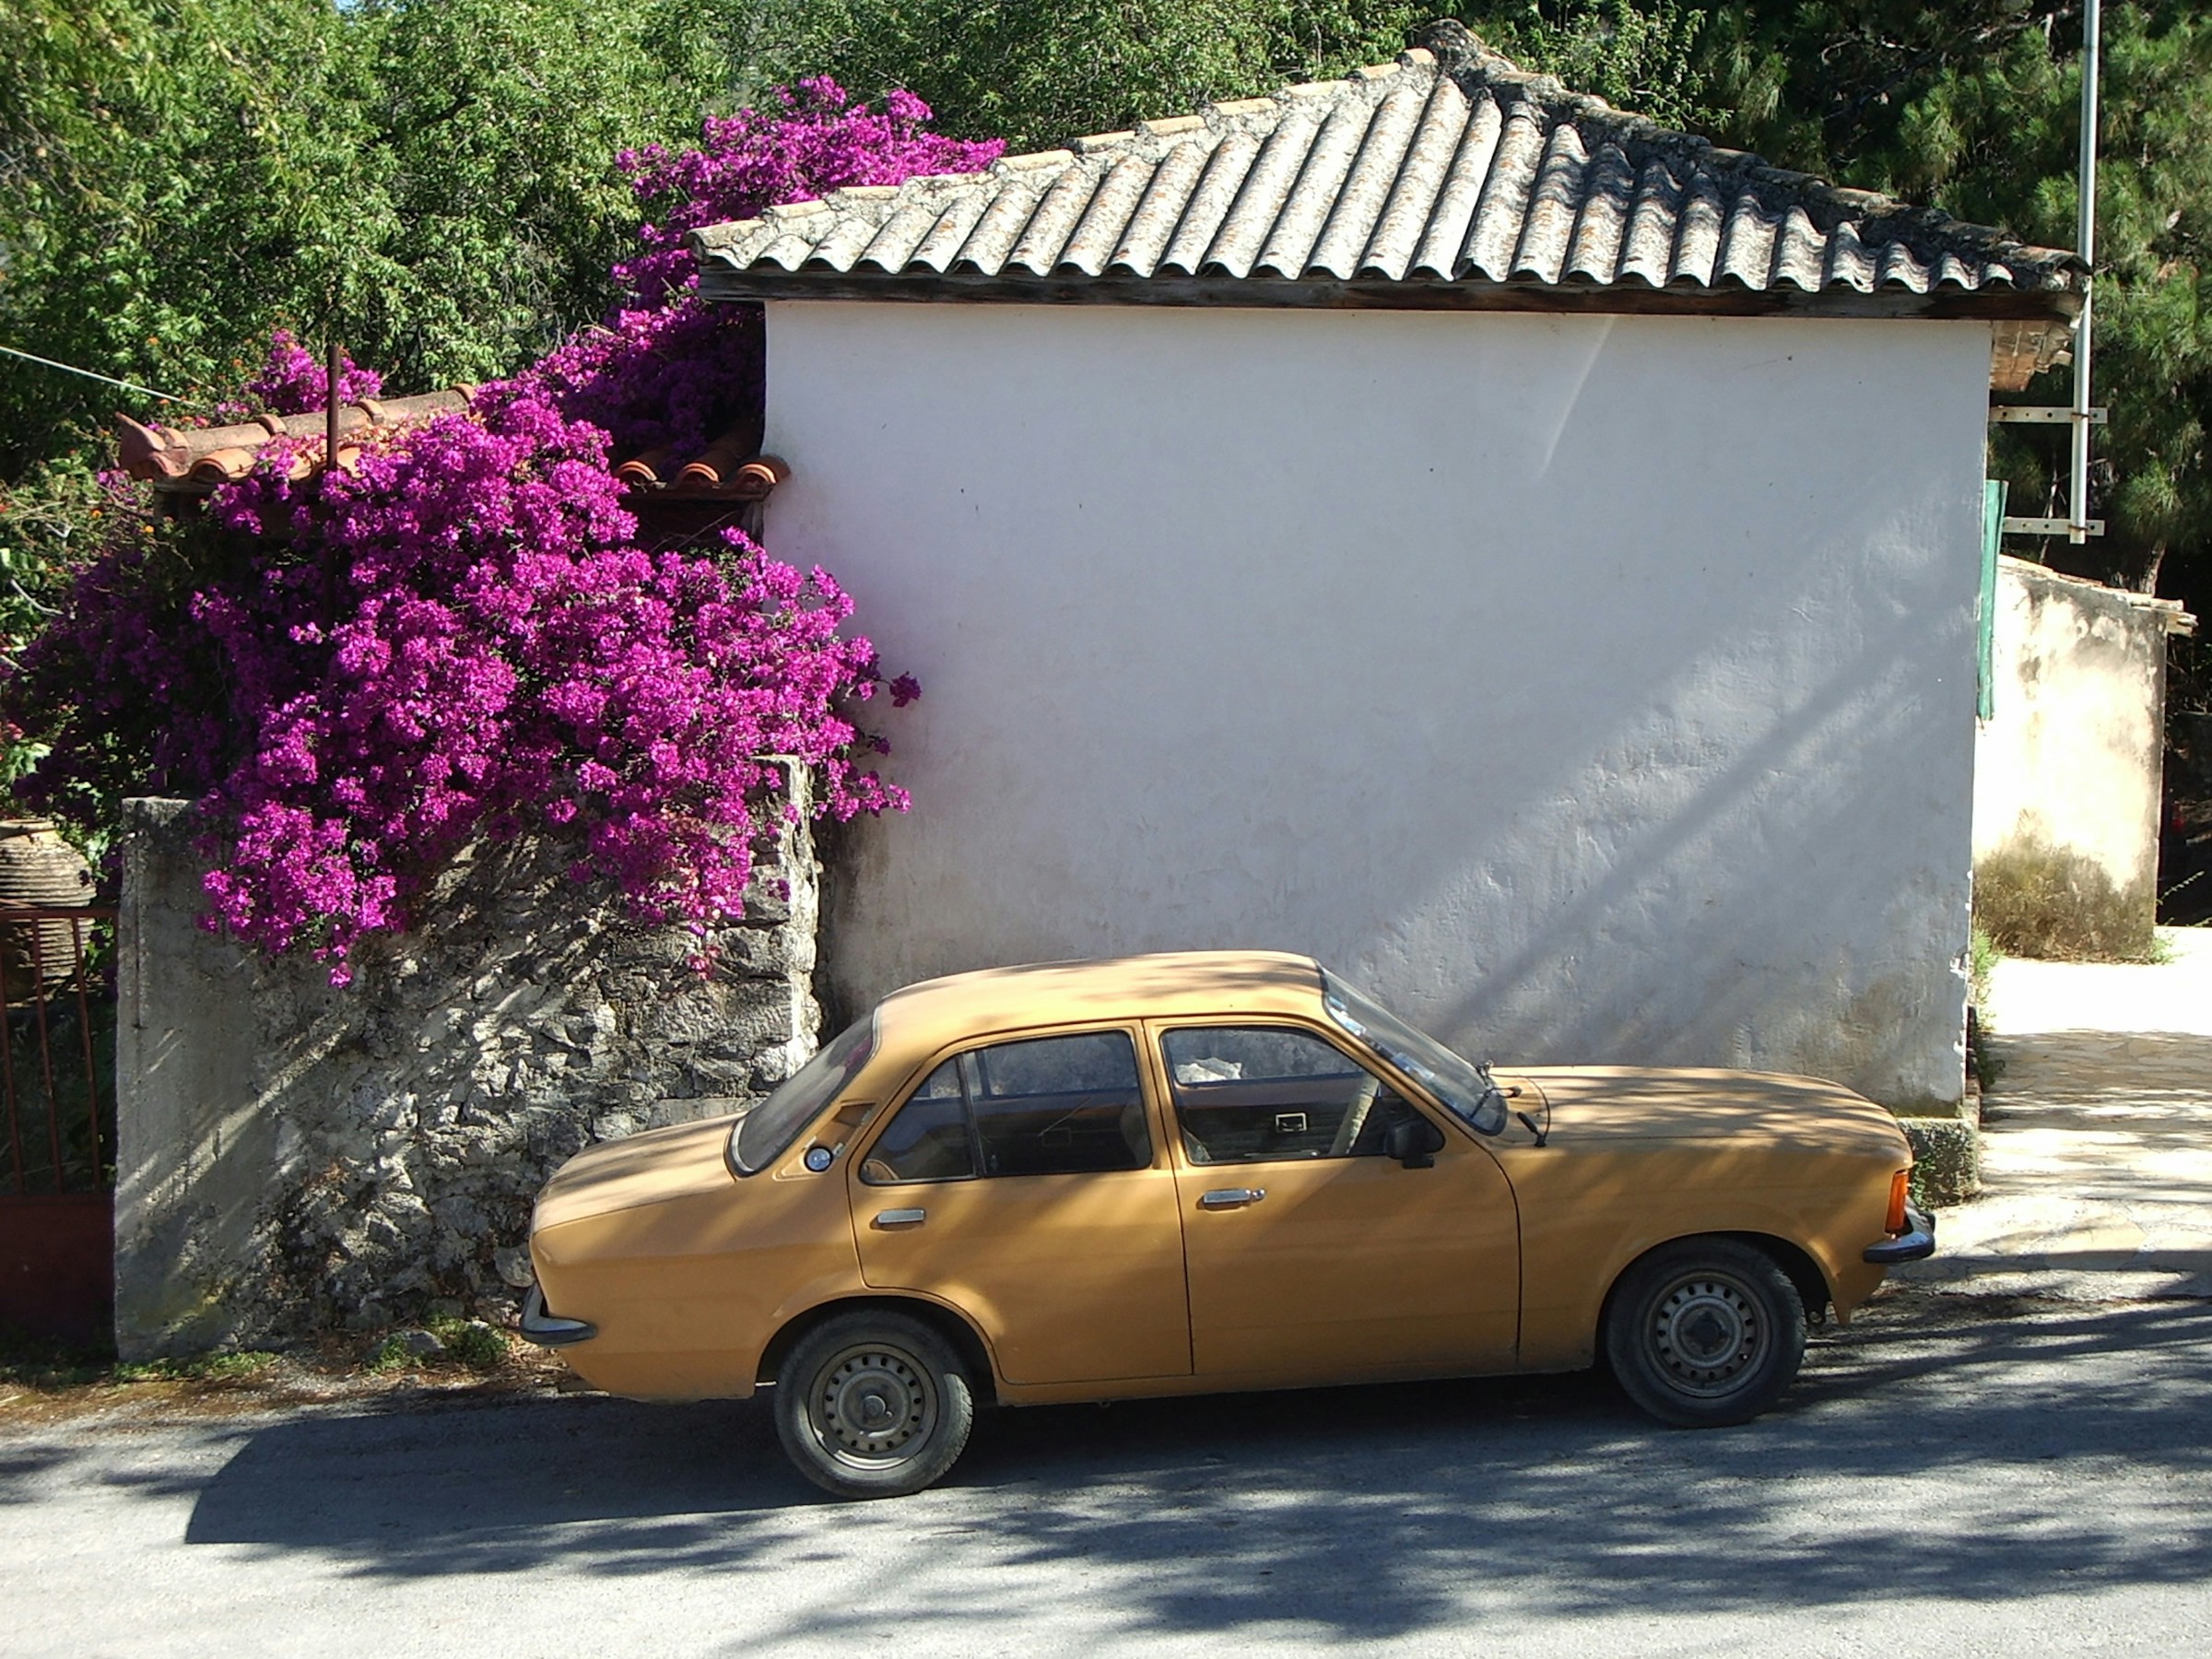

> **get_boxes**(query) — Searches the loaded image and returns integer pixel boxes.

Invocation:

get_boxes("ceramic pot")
[0,820,95,994]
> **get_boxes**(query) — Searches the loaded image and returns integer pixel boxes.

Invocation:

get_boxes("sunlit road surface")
[1901,926,2212,1301]
[6,1289,2210,1657]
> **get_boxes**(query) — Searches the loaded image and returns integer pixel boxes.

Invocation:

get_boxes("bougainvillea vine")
[6,82,990,981]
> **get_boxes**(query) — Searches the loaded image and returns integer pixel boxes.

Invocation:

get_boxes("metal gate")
[0,904,116,1346]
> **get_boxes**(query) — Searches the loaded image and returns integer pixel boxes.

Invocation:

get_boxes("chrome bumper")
[1863,1202,1937,1265]
[518,1282,597,1347]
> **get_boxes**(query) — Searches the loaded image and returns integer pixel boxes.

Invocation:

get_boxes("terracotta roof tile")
[118,392,788,509]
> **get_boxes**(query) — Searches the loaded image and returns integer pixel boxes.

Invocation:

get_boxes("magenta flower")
[2,85,970,982]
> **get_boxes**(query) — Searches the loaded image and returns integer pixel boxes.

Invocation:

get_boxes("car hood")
[533,1115,737,1233]
[1506,1065,1908,1155]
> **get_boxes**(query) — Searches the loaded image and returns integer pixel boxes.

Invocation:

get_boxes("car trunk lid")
[532,1116,737,1232]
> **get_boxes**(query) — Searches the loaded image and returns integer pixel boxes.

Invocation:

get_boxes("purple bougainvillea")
[533,78,998,461]
[247,330,386,416]
[616,80,994,309]
[7,82,985,982]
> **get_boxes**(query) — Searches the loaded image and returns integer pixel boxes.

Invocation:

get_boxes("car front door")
[1151,1020,1520,1384]
[848,1026,1193,1386]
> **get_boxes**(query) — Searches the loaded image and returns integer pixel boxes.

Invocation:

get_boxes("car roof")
[872,950,1327,1051]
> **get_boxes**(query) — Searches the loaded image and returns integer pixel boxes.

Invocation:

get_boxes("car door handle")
[1198,1188,1267,1210]
[873,1208,927,1228]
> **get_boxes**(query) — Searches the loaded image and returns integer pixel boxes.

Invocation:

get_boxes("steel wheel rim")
[1647,1272,1768,1398]
[809,1343,939,1468]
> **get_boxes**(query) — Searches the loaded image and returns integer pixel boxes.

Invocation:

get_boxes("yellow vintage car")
[523,951,1934,1498]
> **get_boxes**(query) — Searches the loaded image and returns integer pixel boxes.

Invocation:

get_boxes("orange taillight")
[1886,1169,1912,1235]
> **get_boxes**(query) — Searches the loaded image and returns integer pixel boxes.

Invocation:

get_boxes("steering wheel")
[1329,1074,1383,1158]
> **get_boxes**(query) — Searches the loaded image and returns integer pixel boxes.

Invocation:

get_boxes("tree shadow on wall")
[141,1296,2212,1640]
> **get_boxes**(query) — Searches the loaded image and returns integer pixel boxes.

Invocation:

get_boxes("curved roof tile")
[689,21,2082,316]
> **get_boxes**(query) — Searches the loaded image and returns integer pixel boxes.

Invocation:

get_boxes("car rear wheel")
[774,1310,975,1499]
[1604,1239,1806,1428]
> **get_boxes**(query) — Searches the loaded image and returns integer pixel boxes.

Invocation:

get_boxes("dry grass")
[1975,833,2159,962]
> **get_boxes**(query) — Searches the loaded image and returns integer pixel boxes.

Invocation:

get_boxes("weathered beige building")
[1973,558,2194,959]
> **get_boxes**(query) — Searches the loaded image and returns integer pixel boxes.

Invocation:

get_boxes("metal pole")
[2070,0,2101,544]
[325,338,342,474]
[324,340,342,629]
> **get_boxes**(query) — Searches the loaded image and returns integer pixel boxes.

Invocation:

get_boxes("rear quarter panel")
[532,1162,865,1401]
[1498,1139,1898,1369]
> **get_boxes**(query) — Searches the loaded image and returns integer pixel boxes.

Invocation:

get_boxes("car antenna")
[1514,1108,1548,1147]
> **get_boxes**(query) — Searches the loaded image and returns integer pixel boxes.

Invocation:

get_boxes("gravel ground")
[6,1287,2210,1658]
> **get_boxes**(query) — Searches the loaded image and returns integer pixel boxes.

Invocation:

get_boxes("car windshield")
[731,1014,877,1175]
[1321,971,1508,1135]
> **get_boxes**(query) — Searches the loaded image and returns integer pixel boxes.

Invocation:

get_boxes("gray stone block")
[1900,1117,1983,1206]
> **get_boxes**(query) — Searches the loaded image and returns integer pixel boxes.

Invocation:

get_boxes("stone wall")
[1972,559,2186,960]
[114,766,819,1359]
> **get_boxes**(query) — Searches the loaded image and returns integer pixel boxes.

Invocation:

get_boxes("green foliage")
[348,0,725,388]
[0,459,118,795]
[368,1318,512,1373]
[0,0,369,472]
[365,1334,418,1373]
[0,0,724,474]
[436,1318,512,1371]
[1969,921,2002,1012]
[1967,921,2004,1092]
[1477,2,1713,129]
[110,1349,280,1383]
[0,1339,278,1392]
[729,2,1707,154]
[731,1,1412,152]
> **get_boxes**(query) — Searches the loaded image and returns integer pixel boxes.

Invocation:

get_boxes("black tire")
[774,1310,975,1499]
[1603,1239,1807,1428]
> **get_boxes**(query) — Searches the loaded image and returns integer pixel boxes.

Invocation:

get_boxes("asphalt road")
[7,1288,2211,1658]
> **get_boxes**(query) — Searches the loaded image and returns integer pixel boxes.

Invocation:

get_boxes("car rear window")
[861,1030,1151,1182]
[730,1014,877,1175]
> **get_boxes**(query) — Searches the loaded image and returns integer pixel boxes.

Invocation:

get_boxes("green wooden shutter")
[1978,479,2006,721]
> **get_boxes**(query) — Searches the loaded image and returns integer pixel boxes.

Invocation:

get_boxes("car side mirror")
[1386,1115,1446,1168]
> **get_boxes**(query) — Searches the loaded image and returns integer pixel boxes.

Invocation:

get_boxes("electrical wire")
[0,342,199,406]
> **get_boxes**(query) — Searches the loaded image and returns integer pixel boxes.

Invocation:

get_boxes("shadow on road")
[88,1297,2212,1638]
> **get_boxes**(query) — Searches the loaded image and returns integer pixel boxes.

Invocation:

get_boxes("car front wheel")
[774,1310,975,1499]
[1604,1239,1806,1428]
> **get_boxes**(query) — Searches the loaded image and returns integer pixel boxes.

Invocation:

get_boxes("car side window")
[1161,1025,1419,1165]
[862,1031,1151,1183]
[862,1060,974,1183]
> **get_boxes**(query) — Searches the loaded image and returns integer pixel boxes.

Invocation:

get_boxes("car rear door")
[847,1025,1193,1386]
[1149,1020,1520,1384]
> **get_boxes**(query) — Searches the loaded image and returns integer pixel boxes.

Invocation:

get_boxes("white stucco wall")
[1972,557,2172,917]
[764,303,1992,1110]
